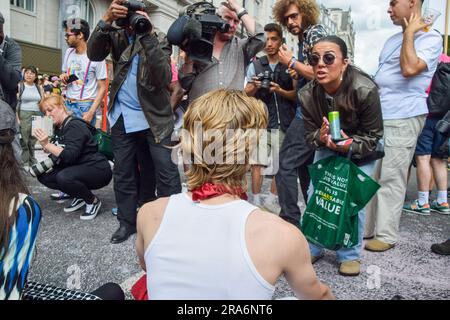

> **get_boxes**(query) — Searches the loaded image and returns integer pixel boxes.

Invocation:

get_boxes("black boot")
[431,239,450,255]
[110,224,136,244]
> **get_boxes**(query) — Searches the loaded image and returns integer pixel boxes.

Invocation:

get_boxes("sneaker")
[365,239,395,252]
[64,198,86,213]
[111,207,118,216]
[339,260,361,276]
[81,198,102,220]
[403,200,431,215]
[430,200,450,214]
[51,191,72,203]
[431,239,450,255]
[311,255,323,264]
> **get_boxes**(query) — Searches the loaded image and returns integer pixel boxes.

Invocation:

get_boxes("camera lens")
[129,13,152,34]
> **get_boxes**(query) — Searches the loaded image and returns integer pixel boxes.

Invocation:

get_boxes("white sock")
[418,191,429,206]
[85,198,97,212]
[253,194,261,206]
[437,191,447,204]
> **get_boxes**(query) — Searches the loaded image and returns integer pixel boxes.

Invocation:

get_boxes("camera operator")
[244,23,297,212]
[0,11,23,165]
[33,95,112,220]
[87,0,181,244]
[179,0,265,103]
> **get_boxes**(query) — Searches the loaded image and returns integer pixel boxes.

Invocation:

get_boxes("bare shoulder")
[137,198,170,226]
[137,198,171,248]
[247,209,304,244]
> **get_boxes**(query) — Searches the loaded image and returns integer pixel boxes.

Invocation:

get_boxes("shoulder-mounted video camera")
[167,2,230,63]
[115,0,152,35]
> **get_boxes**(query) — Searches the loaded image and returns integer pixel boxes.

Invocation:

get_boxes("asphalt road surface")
[26,151,450,300]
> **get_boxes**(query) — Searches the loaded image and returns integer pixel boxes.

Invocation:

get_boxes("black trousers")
[111,116,181,230]
[276,117,315,227]
[38,161,112,203]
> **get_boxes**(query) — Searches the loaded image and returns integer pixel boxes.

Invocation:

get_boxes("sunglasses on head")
[308,53,337,67]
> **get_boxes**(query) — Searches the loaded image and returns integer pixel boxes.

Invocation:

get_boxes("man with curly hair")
[271,0,327,228]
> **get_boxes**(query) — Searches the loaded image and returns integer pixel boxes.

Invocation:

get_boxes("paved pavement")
[26,150,450,300]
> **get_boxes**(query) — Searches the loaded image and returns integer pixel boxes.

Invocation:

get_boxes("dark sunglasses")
[64,32,77,38]
[308,53,337,67]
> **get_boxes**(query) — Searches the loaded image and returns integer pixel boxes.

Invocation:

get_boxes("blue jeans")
[65,100,96,126]
[307,149,376,263]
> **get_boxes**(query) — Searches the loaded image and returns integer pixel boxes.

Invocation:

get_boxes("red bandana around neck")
[191,183,248,201]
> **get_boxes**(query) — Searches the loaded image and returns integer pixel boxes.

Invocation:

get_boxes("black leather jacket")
[87,22,173,142]
[300,71,384,163]
[0,36,22,110]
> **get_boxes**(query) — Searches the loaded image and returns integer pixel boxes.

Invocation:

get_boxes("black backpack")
[427,62,450,116]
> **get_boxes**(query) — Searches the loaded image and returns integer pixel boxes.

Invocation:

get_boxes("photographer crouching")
[87,0,181,244]
[33,95,112,220]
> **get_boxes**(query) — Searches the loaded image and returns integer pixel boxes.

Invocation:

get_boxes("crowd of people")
[0,0,449,300]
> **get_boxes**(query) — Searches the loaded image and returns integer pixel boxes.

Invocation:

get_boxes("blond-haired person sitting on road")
[135,89,334,300]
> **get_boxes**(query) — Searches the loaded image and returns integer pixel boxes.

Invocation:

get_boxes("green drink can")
[328,111,341,140]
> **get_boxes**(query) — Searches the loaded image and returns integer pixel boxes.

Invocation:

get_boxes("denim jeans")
[65,100,96,126]
[307,149,376,263]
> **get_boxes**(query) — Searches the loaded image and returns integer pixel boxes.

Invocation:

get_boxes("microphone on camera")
[183,18,202,41]
[167,15,202,46]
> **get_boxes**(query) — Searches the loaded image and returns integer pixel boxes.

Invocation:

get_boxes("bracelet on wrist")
[237,8,248,20]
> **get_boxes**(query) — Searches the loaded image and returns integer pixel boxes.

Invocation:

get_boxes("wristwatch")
[237,8,248,20]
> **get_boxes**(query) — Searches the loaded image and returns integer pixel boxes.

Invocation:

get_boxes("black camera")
[29,156,57,178]
[116,0,152,35]
[167,2,230,63]
[257,71,273,91]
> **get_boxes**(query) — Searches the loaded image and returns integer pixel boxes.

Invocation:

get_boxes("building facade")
[324,6,355,61]
[4,0,355,74]
[4,0,196,74]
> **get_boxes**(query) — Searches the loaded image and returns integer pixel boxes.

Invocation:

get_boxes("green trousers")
[19,110,42,166]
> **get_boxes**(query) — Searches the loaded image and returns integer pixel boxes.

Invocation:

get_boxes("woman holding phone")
[300,36,384,276]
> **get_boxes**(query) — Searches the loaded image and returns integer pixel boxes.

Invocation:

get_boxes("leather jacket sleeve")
[0,38,21,93]
[138,31,172,91]
[350,86,384,160]
[300,86,326,149]
[87,22,114,62]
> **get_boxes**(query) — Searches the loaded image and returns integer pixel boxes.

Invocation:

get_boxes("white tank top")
[144,193,275,300]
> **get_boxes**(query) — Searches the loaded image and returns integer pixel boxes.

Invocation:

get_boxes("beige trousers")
[365,115,426,244]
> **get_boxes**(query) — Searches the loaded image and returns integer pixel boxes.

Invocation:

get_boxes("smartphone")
[67,74,79,84]
[334,138,353,147]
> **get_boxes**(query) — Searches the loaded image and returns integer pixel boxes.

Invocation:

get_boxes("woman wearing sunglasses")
[300,36,384,276]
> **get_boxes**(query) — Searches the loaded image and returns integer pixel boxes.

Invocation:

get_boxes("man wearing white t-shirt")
[365,0,442,252]
[60,19,107,126]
